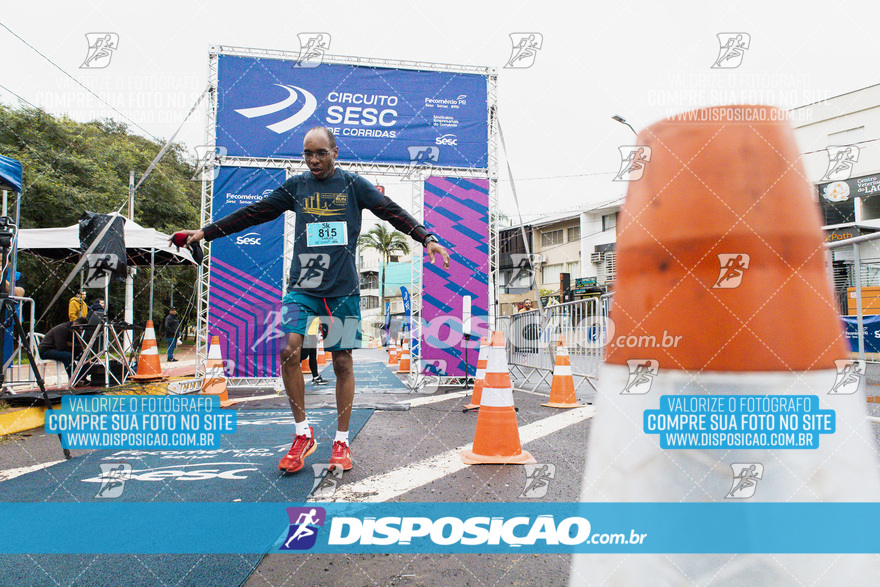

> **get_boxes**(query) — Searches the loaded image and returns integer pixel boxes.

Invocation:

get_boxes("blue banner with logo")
[401,285,416,356]
[6,502,880,554]
[842,315,880,353]
[209,167,286,377]
[400,286,411,333]
[216,56,488,169]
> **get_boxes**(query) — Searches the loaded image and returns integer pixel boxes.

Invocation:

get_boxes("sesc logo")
[235,232,262,246]
[435,134,458,146]
[235,84,318,134]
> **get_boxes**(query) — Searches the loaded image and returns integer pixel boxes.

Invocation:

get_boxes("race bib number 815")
[306,222,347,247]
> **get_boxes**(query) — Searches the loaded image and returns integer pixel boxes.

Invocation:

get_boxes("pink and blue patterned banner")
[209,167,286,377]
[421,177,489,377]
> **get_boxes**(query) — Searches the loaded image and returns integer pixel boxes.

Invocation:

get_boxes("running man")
[714,254,747,288]
[174,127,450,474]
[284,508,320,548]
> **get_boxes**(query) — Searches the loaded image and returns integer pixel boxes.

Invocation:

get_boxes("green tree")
[357,224,411,319]
[0,104,200,331]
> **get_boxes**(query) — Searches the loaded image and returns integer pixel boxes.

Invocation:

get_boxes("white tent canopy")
[16,213,195,266]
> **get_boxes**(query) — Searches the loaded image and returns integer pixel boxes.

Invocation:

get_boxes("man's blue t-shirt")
[203,168,429,298]
[261,168,383,298]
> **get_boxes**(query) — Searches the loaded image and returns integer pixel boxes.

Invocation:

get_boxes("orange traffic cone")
[131,320,166,381]
[301,358,311,374]
[543,338,580,408]
[397,339,411,373]
[572,105,880,584]
[200,335,229,405]
[461,331,535,465]
[387,338,399,366]
[464,337,489,410]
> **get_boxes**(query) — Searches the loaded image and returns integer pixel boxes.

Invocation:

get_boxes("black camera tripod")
[0,218,70,459]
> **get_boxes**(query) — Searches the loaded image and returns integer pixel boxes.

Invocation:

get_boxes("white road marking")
[0,460,65,482]
[228,393,284,404]
[403,390,471,407]
[317,406,595,503]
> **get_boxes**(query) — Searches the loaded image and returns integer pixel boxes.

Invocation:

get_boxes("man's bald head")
[305,127,336,149]
[303,127,339,180]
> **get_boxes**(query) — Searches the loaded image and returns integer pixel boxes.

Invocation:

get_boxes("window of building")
[828,126,866,147]
[605,252,616,282]
[602,213,618,232]
[542,263,564,284]
[567,226,580,242]
[566,261,580,278]
[360,273,378,290]
[542,229,563,247]
[360,296,380,310]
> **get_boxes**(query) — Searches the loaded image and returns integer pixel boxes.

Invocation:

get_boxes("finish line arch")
[194,45,498,388]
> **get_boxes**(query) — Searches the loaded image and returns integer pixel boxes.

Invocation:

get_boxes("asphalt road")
[5,349,880,586]
[0,347,594,587]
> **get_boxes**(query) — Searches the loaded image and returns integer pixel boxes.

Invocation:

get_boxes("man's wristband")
[424,234,439,246]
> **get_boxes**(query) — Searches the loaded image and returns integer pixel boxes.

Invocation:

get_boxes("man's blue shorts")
[280,291,362,351]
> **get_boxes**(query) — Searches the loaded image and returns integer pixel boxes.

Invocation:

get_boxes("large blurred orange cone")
[200,335,229,405]
[464,337,489,411]
[397,339,411,373]
[300,358,311,374]
[387,339,399,366]
[572,105,880,585]
[131,320,166,381]
[461,331,535,465]
[543,338,579,408]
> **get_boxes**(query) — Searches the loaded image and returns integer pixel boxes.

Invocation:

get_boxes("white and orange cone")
[200,335,230,406]
[571,105,880,585]
[387,338,399,367]
[397,339,411,374]
[461,331,535,465]
[543,338,580,408]
[464,337,489,411]
[131,320,166,381]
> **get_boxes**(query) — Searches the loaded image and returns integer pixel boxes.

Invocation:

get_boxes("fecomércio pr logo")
[281,506,326,550]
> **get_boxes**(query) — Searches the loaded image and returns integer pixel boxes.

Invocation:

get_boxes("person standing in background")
[164,307,180,362]
[68,290,87,321]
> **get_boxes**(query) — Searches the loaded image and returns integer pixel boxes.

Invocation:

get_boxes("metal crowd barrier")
[2,296,39,389]
[502,297,607,398]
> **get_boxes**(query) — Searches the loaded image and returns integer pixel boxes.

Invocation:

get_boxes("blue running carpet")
[0,407,373,587]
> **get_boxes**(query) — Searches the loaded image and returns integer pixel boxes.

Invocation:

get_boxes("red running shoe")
[329,440,352,471]
[279,427,316,473]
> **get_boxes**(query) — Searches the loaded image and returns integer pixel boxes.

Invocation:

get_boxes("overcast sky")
[3,0,880,226]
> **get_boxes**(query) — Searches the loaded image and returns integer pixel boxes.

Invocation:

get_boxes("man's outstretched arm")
[367,195,450,269]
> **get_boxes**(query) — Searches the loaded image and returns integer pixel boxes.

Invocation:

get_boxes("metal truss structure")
[194,53,218,377]
[199,45,498,390]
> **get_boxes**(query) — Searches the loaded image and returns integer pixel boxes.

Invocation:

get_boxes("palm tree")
[357,225,411,329]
